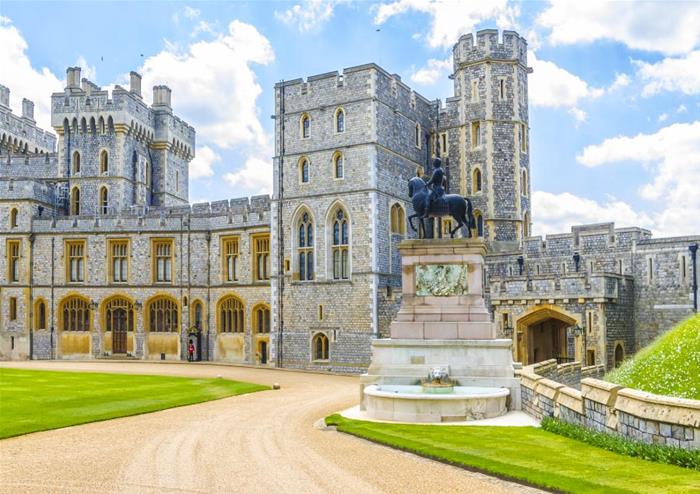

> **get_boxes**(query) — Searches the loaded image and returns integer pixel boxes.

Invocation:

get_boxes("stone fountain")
[360,238,520,423]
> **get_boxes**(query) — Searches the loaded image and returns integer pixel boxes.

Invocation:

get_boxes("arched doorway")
[614,343,624,368]
[259,340,268,364]
[104,297,134,354]
[516,306,577,365]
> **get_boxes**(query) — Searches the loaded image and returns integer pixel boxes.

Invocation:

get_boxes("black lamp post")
[690,243,698,312]
[573,252,581,272]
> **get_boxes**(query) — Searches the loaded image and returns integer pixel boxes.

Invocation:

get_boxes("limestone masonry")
[1,30,698,371]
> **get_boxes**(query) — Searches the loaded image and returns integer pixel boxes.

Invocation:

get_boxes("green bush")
[606,313,700,400]
[541,417,700,471]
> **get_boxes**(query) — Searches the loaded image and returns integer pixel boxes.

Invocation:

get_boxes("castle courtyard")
[0,361,541,494]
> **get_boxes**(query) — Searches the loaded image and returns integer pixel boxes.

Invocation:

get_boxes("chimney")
[0,85,9,109]
[130,71,142,98]
[21,98,35,121]
[152,85,172,110]
[66,67,81,89]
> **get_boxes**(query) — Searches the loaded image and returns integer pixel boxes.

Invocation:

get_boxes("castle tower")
[51,67,194,215]
[445,30,532,245]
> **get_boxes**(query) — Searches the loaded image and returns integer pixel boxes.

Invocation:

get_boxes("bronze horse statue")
[407,176,476,238]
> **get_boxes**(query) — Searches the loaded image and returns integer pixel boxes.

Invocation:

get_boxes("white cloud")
[677,104,688,113]
[223,154,273,195]
[138,20,274,151]
[374,0,518,48]
[0,16,63,131]
[568,107,587,124]
[275,0,341,32]
[528,51,604,109]
[183,6,201,20]
[658,113,668,123]
[634,51,700,97]
[577,121,700,237]
[189,145,220,179]
[537,1,700,56]
[608,73,630,92]
[409,56,451,85]
[531,191,653,236]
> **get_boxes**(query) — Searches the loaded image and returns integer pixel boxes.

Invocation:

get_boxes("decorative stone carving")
[415,264,468,296]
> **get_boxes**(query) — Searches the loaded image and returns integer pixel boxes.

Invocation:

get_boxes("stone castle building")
[2,30,698,371]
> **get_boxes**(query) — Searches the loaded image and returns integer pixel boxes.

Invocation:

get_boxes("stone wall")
[521,362,700,450]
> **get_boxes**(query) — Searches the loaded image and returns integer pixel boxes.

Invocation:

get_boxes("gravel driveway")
[0,361,543,493]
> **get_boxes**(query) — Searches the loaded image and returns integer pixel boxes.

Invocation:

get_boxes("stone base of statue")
[360,238,520,422]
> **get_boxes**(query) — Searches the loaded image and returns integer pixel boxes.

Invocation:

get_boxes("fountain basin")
[364,384,509,423]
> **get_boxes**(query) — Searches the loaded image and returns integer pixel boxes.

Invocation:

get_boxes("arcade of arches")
[515,306,578,365]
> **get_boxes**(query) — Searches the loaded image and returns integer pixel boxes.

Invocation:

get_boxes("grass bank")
[326,414,700,494]
[0,368,268,439]
[606,313,700,400]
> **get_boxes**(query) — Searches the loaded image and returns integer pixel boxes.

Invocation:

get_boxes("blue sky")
[2,1,698,237]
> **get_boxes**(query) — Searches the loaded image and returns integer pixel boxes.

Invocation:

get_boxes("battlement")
[453,29,528,67]
[30,194,272,233]
[0,152,57,179]
[275,63,434,114]
[50,67,195,153]
[0,85,57,153]
[0,177,60,206]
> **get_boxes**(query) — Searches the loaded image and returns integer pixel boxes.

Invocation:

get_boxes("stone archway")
[515,305,578,365]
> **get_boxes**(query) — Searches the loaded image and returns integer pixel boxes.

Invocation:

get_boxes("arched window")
[522,169,528,196]
[219,296,244,333]
[100,150,109,173]
[72,151,81,174]
[191,300,204,331]
[98,116,105,134]
[333,152,344,179]
[10,208,18,228]
[104,297,134,332]
[335,108,345,133]
[299,158,310,183]
[312,332,329,361]
[415,123,421,148]
[60,296,90,332]
[332,208,349,280]
[147,297,179,332]
[80,118,87,134]
[254,305,271,334]
[89,117,96,134]
[300,113,310,138]
[390,203,406,235]
[35,299,46,330]
[614,343,624,368]
[107,116,114,133]
[523,211,530,237]
[473,168,482,193]
[298,211,314,281]
[70,187,80,215]
[99,187,108,215]
[474,211,484,237]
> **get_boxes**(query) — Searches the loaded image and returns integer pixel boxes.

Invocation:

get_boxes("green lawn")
[606,313,700,400]
[326,415,700,494]
[0,368,268,439]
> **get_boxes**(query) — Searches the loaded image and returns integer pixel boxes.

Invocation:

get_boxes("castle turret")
[447,29,532,246]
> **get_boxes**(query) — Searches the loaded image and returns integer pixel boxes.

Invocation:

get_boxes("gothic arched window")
[332,208,349,280]
[70,187,80,215]
[99,187,108,215]
[335,108,345,133]
[474,211,484,238]
[254,304,271,334]
[333,152,344,179]
[312,332,329,361]
[60,296,90,332]
[300,158,310,183]
[10,208,18,228]
[301,113,310,139]
[390,203,406,235]
[72,151,81,174]
[147,296,179,332]
[100,150,109,173]
[218,296,244,333]
[298,212,314,281]
[473,168,482,193]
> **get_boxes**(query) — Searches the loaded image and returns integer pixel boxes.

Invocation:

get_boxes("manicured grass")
[606,313,700,400]
[0,368,268,439]
[326,414,700,494]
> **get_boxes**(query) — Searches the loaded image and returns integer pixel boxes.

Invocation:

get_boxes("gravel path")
[0,361,544,494]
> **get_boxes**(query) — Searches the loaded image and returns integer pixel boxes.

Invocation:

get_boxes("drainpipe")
[690,243,698,312]
[205,231,211,361]
[277,81,286,368]
[28,232,34,360]
[50,236,55,359]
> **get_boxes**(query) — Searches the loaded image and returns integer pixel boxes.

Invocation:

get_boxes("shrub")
[541,416,700,471]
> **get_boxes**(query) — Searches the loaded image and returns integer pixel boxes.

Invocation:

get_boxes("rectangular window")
[9,297,17,321]
[66,240,86,283]
[440,132,448,156]
[498,78,505,100]
[681,255,688,283]
[175,170,179,192]
[589,260,594,273]
[152,239,173,283]
[471,121,481,148]
[586,349,596,366]
[253,234,271,281]
[222,236,239,282]
[618,259,623,275]
[648,257,653,282]
[471,80,479,102]
[318,304,323,321]
[520,123,527,153]
[109,239,129,283]
[8,240,20,283]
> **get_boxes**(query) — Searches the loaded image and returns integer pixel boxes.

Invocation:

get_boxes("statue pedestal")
[391,239,495,340]
[360,239,520,420]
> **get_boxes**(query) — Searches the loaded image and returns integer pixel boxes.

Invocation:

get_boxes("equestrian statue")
[408,157,476,239]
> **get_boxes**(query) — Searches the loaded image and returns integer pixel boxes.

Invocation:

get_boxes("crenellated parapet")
[0,84,57,154]
[453,29,529,68]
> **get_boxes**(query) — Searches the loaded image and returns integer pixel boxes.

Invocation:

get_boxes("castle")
[1,30,697,371]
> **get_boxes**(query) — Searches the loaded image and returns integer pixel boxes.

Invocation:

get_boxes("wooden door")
[112,308,128,353]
